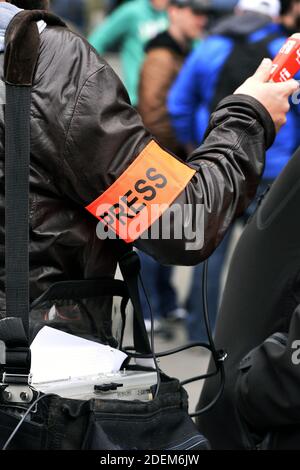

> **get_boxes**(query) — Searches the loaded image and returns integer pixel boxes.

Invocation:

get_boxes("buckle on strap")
[0,318,32,403]
[1,373,33,404]
[0,349,32,404]
[4,346,31,374]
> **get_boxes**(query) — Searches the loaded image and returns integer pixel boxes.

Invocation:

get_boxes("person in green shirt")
[88,0,169,106]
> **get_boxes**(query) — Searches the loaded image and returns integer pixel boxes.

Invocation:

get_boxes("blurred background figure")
[139,0,211,153]
[88,0,169,106]
[213,0,238,10]
[103,0,128,16]
[51,0,87,33]
[138,0,212,338]
[168,0,300,344]
[281,0,300,32]
[168,0,284,147]
[208,0,239,25]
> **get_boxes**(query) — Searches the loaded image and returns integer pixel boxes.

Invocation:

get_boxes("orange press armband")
[85,140,196,243]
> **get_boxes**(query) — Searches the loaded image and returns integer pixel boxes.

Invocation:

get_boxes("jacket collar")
[4,10,65,86]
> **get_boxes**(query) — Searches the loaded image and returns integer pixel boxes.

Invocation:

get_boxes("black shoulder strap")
[111,240,152,355]
[118,247,152,355]
[3,79,32,376]
[0,11,66,379]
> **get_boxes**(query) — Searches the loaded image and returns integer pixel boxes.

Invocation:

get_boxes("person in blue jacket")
[168,0,300,343]
[168,0,300,179]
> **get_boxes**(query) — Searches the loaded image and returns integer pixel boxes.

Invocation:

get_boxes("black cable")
[119,298,128,350]
[189,362,226,418]
[127,260,226,416]
[124,343,223,384]
[2,392,55,450]
[124,343,220,385]
[180,370,218,386]
[202,260,219,362]
[124,341,213,358]
[188,260,226,415]
[138,274,161,400]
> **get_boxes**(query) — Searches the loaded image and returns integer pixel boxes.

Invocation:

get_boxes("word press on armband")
[269,35,300,83]
[86,141,196,243]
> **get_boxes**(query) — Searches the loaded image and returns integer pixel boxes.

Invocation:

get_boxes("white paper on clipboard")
[30,326,127,383]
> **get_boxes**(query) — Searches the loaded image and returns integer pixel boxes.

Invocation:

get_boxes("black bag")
[0,10,209,451]
[0,377,209,450]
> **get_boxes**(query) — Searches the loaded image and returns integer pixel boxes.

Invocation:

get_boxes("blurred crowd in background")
[50,0,240,35]
[49,0,300,344]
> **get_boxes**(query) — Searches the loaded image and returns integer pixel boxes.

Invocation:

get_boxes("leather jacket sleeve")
[63,63,275,266]
[237,304,300,431]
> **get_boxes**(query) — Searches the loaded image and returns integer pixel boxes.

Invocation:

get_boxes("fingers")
[275,79,300,96]
[252,58,273,82]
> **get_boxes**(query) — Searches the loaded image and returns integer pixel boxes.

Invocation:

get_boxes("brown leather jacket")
[139,31,187,155]
[0,11,275,339]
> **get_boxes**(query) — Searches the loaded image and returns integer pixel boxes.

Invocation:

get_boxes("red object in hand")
[269,35,300,83]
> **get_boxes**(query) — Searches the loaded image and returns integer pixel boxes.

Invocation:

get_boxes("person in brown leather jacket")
[139,0,210,155]
[0,0,298,341]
